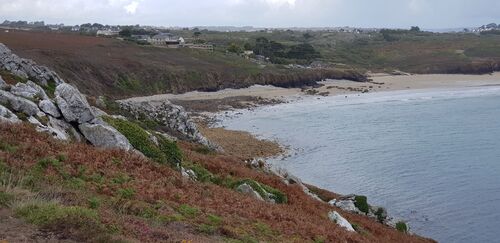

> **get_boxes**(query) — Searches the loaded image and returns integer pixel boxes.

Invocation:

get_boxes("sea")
[219,86,500,243]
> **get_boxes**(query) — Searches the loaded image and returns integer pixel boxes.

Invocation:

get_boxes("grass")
[14,200,106,240]
[0,190,14,207]
[177,204,199,218]
[117,188,135,199]
[103,116,183,166]
[354,195,370,214]
[0,141,18,153]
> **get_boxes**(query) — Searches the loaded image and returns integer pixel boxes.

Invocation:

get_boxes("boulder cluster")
[118,99,217,149]
[0,43,211,153]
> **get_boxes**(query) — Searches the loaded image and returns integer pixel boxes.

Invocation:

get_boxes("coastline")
[122,72,500,107]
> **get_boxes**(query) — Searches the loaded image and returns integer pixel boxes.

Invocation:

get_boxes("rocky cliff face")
[0,43,213,152]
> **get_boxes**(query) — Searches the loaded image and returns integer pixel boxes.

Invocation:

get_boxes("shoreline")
[122,72,500,107]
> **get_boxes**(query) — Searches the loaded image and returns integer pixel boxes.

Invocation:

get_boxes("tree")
[227,43,244,54]
[410,26,421,32]
[243,43,253,51]
[193,31,202,38]
[303,32,313,39]
[119,29,132,37]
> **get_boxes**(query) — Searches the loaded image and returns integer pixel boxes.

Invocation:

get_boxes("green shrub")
[103,116,165,161]
[103,116,183,166]
[396,221,408,233]
[0,141,18,153]
[88,197,101,209]
[0,191,14,207]
[354,195,370,214]
[207,214,222,225]
[374,207,387,223]
[198,223,217,234]
[111,173,132,185]
[177,204,199,218]
[184,162,214,183]
[156,135,183,166]
[235,179,287,204]
[117,188,135,199]
[15,201,104,233]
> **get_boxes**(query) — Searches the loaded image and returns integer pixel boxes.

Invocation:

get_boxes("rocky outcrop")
[328,211,356,232]
[237,183,265,201]
[10,81,48,100]
[0,90,41,117]
[39,99,61,118]
[0,43,64,86]
[55,83,95,123]
[329,195,401,229]
[0,104,20,123]
[79,123,133,151]
[0,75,7,90]
[118,100,216,149]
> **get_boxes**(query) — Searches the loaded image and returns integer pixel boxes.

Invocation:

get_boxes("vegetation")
[354,195,370,214]
[235,179,288,204]
[396,221,409,233]
[0,122,434,242]
[103,116,183,166]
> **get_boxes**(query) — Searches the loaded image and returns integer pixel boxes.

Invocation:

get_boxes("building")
[97,29,120,36]
[149,33,185,47]
[131,35,151,42]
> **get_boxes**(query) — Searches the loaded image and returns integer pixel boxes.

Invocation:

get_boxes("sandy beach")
[122,73,500,105]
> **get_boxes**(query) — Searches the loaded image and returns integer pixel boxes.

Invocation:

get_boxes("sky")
[0,0,499,29]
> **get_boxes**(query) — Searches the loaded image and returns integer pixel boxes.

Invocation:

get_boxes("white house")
[149,33,185,47]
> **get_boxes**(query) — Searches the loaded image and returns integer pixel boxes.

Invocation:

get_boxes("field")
[173,29,500,74]
[0,30,363,99]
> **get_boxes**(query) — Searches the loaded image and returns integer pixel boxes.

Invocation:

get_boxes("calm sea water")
[220,87,500,243]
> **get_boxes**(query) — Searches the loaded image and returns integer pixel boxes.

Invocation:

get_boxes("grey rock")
[181,167,198,181]
[117,99,217,149]
[91,106,108,117]
[0,75,7,90]
[10,81,48,100]
[329,199,362,214]
[0,43,65,86]
[0,104,21,123]
[328,211,356,232]
[0,90,40,116]
[237,183,264,201]
[55,83,95,124]
[79,122,133,151]
[39,99,61,118]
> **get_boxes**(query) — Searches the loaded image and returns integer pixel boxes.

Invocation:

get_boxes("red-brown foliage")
[0,123,435,243]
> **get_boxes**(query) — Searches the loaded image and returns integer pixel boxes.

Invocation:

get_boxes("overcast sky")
[0,0,499,29]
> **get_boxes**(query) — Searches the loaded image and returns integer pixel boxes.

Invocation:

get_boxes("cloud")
[0,0,498,28]
[124,1,139,14]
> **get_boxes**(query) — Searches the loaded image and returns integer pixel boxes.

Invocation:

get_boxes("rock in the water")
[328,211,356,232]
[79,123,133,151]
[0,104,21,123]
[0,43,64,86]
[10,81,48,100]
[55,83,95,124]
[237,183,264,201]
[0,75,7,90]
[0,90,40,116]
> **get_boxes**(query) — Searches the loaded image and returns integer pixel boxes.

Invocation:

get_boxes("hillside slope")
[0,30,365,99]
